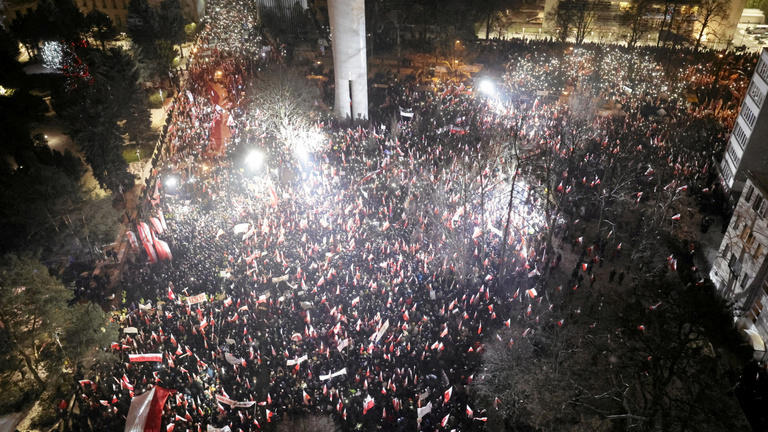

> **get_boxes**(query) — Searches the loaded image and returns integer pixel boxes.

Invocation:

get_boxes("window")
[741,101,757,128]
[721,159,733,184]
[752,298,762,319]
[723,243,731,260]
[747,231,755,248]
[757,58,768,82]
[753,195,764,213]
[732,123,748,150]
[748,81,766,108]
[742,273,751,289]
[745,185,755,203]
[760,200,767,218]
[742,226,751,241]
[727,144,741,168]
[755,243,763,259]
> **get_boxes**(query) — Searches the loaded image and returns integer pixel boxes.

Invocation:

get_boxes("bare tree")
[249,66,320,145]
[694,0,730,51]
[571,0,597,44]
[547,0,576,42]
[620,0,653,48]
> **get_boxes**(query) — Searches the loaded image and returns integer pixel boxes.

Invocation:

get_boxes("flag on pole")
[124,386,173,432]
[443,387,452,403]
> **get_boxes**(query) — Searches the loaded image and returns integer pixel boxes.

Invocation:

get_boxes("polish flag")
[671,214,681,221]
[303,390,311,405]
[441,413,450,427]
[266,409,274,422]
[363,395,375,415]
[443,387,452,403]
[129,353,163,363]
[466,404,473,418]
[124,387,173,432]
[526,288,537,298]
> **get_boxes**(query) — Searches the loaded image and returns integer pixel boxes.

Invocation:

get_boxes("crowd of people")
[65,2,762,430]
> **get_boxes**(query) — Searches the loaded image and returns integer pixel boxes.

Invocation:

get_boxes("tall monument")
[327,0,368,120]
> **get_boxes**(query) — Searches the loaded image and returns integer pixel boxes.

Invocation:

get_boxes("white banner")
[319,368,347,381]
[370,319,389,342]
[215,395,255,408]
[224,352,243,366]
[233,223,250,235]
[286,355,308,366]
[337,338,350,352]
[417,402,432,419]
[186,293,207,305]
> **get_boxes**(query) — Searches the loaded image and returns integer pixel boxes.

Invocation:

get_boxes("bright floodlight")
[245,150,264,170]
[294,141,310,163]
[165,176,178,188]
[478,79,495,96]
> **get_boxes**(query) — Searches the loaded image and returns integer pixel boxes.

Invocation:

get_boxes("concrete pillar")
[328,0,368,120]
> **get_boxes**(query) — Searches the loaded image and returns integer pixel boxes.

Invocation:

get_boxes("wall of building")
[720,49,768,193]
[711,174,768,342]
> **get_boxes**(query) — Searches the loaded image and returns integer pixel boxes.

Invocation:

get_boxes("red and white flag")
[466,404,473,418]
[443,387,452,403]
[124,386,173,432]
[441,413,450,427]
[363,395,375,415]
[128,353,163,363]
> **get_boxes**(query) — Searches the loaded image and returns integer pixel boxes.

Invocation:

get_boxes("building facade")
[720,48,768,193]
[541,0,746,47]
[710,173,768,346]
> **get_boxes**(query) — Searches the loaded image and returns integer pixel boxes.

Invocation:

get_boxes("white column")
[328,0,368,120]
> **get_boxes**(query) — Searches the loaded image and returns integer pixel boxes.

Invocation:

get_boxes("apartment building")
[720,48,768,194]
[711,172,768,349]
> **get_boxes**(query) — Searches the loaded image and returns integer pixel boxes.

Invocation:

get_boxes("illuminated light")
[294,140,310,163]
[165,176,178,188]
[245,150,265,170]
[478,79,496,96]
[41,41,64,70]
[0,85,15,97]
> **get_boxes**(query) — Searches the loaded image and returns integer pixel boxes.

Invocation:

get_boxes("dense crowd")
[65,3,761,430]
